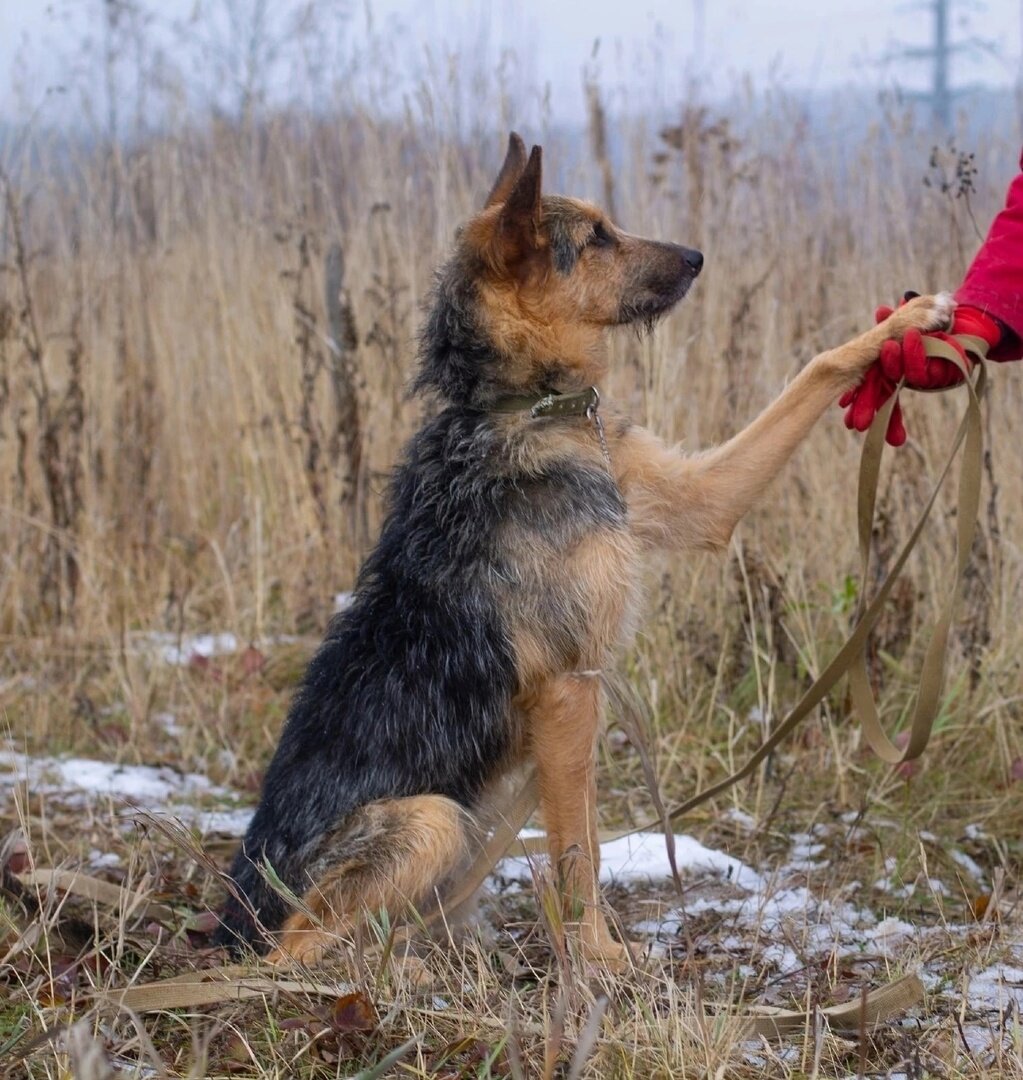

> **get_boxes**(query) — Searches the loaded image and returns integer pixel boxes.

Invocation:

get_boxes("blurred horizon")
[2,0,1021,134]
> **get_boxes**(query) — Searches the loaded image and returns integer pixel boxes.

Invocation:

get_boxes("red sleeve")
[954,148,1023,361]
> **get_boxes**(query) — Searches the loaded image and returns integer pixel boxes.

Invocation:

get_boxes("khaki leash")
[448,333,989,888]
[850,337,986,763]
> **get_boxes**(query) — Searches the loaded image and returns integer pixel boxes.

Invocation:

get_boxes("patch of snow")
[626,866,889,977]
[968,964,1023,1011]
[759,940,802,974]
[131,630,302,668]
[949,848,986,883]
[216,749,238,772]
[141,631,240,666]
[964,823,988,842]
[722,807,757,832]
[187,807,255,837]
[864,916,916,955]
[0,749,219,804]
[500,829,761,890]
[87,849,122,869]
[632,914,684,938]
[785,832,829,872]
[0,747,251,837]
[873,875,914,899]
[153,712,183,737]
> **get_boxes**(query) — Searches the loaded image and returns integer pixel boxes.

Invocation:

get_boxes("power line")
[888,0,995,128]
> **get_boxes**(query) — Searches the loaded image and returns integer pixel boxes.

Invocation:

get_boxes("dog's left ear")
[497,144,542,262]
[485,132,528,208]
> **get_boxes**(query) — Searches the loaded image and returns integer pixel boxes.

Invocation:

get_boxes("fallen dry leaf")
[971,893,991,919]
[240,646,266,676]
[331,990,378,1034]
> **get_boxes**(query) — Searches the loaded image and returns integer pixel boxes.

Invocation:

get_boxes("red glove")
[838,299,1002,447]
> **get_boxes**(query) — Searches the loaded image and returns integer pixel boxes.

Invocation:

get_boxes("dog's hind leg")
[266,795,469,967]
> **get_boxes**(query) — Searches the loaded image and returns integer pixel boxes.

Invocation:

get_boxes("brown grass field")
[3,52,1023,1077]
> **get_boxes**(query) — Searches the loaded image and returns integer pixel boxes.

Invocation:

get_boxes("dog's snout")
[683,248,703,274]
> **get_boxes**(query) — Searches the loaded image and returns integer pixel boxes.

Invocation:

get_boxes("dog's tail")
[267,794,470,965]
[213,843,294,955]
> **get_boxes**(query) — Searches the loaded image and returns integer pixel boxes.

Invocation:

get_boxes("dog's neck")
[413,277,609,410]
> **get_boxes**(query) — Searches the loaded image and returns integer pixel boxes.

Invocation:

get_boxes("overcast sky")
[2,0,1020,123]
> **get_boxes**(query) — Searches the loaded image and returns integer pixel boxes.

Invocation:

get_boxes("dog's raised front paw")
[882,292,956,338]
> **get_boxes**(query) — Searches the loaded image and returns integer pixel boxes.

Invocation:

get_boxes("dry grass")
[3,40,1023,1077]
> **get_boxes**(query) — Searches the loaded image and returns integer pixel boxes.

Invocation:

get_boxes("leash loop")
[849,335,988,763]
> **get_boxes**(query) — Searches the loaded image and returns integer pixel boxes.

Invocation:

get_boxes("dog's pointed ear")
[497,144,542,253]
[485,132,527,208]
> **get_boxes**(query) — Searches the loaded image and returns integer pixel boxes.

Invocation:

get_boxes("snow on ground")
[139,632,240,667]
[0,748,224,804]
[129,630,299,667]
[0,746,251,835]
[4,744,1021,1060]
[968,963,1023,1011]
[502,827,759,889]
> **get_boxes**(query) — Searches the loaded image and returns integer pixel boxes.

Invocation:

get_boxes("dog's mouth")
[615,244,703,328]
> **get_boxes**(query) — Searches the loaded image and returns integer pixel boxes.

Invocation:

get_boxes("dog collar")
[489,385,601,420]
[489,385,612,471]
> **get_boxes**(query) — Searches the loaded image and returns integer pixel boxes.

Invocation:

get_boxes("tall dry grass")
[6,28,1023,1077]
[0,24,1021,795]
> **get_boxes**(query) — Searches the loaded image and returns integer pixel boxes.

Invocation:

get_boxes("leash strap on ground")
[718,972,926,1039]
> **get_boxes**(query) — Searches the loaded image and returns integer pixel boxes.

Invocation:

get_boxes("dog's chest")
[496,462,639,680]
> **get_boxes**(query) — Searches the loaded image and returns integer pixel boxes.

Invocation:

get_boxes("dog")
[214,133,953,967]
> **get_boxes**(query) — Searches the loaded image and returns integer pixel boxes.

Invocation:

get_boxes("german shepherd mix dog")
[216,134,952,967]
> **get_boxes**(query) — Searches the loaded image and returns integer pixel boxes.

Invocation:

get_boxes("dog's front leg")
[526,673,629,968]
[619,293,954,552]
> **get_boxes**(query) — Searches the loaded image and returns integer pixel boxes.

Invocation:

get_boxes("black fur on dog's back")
[216,405,521,950]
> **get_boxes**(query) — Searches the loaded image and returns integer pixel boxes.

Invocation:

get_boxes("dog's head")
[468,133,702,328]
[420,133,702,403]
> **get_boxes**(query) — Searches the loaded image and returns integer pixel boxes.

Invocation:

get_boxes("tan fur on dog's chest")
[496,419,642,693]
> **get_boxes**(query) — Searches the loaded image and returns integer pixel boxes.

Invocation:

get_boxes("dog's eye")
[588,222,615,249]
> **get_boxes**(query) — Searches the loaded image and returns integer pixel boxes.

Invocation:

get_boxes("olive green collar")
[489,385,601,420]
[490,385,612,471]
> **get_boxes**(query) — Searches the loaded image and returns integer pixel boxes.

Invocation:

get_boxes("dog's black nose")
[683,248,704,273]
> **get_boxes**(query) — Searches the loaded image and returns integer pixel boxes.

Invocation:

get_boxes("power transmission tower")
[888,0,995,128]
